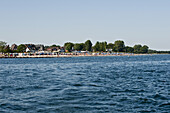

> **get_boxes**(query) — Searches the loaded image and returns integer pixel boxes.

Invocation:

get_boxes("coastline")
[0,54,150,58]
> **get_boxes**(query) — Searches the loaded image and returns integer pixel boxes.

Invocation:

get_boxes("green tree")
[107,43,114,49]
[125,46,134,53]
[112,45,116,52]
[74,43,83,51]
[80,43,86,51]
[85,40,92,51]
[3,45,11,53]
[50,44,57,47]
[148,49,157,54]
[93,41,107,52]
[100,42,107,52]
[93,41,100,52]
[17,44,26,52]
[114,40,125,52]
[50,44,60,48]
[0,41,6,47]
[0,41,7,52]
[140,45,149,53]
[64,42,74,52]
[133,44,142,53]
[103,41,107,52]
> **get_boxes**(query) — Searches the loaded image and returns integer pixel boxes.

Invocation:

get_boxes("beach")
[0,53,148,58]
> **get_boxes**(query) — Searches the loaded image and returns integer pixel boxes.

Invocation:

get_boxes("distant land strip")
[0,40,169,58]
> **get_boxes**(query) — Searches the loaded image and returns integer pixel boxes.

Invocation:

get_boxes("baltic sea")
[0,55,170,113]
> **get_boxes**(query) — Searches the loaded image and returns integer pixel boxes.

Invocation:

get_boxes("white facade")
[26,48,30,52]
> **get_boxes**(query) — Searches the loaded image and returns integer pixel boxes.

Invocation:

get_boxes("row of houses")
[8,44,65,53]
[25,44,44,52]
[4,44,113,53]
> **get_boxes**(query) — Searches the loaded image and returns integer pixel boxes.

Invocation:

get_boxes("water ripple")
[0,55,170,112]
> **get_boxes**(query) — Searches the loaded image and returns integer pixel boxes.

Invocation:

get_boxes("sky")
[0,0,170,50]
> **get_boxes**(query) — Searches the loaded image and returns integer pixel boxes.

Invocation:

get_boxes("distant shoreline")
[0,54,154,58]
[1,53,169,59]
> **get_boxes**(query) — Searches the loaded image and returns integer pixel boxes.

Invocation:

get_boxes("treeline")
[64,40,150,53]
[64,40,92,52]
[0,40,170,54]
[148,50,170,54]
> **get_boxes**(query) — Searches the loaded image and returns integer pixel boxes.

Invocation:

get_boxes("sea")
[0,55,170,113]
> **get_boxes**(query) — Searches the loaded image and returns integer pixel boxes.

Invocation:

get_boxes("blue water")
[0,55,170,113]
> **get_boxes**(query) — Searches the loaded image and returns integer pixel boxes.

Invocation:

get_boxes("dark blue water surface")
[0,55,170,113]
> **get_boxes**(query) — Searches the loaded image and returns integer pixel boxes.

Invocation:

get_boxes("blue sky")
[0,0,170,50]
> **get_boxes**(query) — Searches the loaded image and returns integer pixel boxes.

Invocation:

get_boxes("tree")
[80,43,86,51]
[85,40,92,51]
[103,41,107,52]
[50,44,57,47]
[148,49,157,54]
[107,43,114,49]
[125,46,134,53]
[140,45,149,53]
[3,45,11,53]
[0,41,7,52]
[133,44,142,53]
[92,41,107,52]
[93,41,100,52]
[99,42,107,52]
[17,44,26,52]
[50,44,60,48]
[74,43,83,51]
[114,40,125,52]
[0,41,6,47]
[64,42,74,52]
